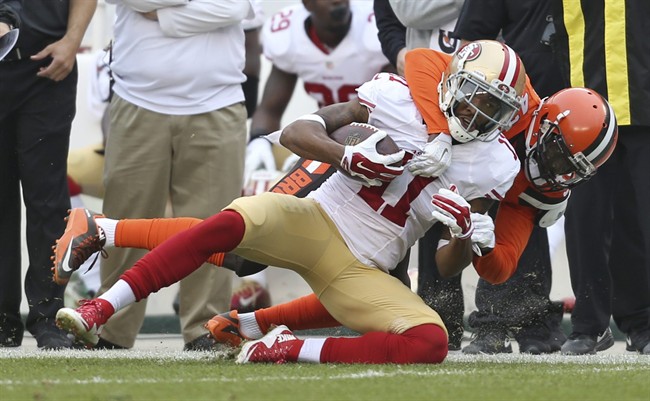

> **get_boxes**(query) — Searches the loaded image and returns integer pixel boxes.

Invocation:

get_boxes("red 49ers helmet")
[525,87,618,192]
[439,40,527,143]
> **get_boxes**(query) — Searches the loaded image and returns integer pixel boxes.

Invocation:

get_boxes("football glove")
[340,130,405,187]
[245,137,276,179]
[470,212,495,253]
[409,133,452,177]
[431,186,473,239]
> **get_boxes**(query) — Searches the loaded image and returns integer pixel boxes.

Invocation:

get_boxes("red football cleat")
[236,325,303,364]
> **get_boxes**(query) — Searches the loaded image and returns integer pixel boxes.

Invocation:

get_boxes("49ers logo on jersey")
[457,42,482,62]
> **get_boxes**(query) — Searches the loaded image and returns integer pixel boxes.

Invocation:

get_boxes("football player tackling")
[53,40,525,364]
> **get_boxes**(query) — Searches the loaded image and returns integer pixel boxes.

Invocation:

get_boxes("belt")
[0,47,23,62]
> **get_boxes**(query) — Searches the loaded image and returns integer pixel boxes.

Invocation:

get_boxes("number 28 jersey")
[261,1,389,107]
[308,73,520,272]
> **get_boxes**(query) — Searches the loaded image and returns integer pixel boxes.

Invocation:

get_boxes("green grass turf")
[1,353,648,401]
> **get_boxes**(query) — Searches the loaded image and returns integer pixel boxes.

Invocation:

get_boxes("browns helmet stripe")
[583,99,618,168]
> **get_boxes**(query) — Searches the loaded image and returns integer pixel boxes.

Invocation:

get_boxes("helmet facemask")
[441,70,521,143]
[525,115,597,192]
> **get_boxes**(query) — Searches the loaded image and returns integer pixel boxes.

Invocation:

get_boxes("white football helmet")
[439,40,527,143]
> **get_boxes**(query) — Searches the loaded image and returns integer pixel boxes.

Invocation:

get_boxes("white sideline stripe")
[1,365,646,386]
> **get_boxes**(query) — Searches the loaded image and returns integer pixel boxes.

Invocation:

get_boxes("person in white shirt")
[96,0,254,351]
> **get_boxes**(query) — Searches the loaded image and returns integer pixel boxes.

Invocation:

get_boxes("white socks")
[297,338,326,363]
[98,279,136,312]
[95,217,117,247]
[238,312,264,339]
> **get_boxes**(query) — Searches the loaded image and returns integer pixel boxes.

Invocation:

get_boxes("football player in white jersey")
[245,0,391,176]
[237,0,393,311]
[53,44,524,362]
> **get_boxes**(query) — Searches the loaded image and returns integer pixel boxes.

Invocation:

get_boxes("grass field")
[1,350,648,401]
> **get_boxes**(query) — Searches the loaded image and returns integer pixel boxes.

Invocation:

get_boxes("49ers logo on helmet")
[457,42,481,62]
[497,82,515,96]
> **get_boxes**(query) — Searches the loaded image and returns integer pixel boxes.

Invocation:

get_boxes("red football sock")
[121,210,244,300]
[254,293,341,333]
[320,324,448,364]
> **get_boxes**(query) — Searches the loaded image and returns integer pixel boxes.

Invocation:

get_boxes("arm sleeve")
[403,48,452,134]
[451,0,504,40]
[119,0,189,13]
[0,0,21,27]
[389,0,463,29]
[373,0,405,67]
[157,0,253,37]
[473,202,536,284]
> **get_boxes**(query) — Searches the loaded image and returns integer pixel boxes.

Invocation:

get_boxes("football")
[330,122,400,155]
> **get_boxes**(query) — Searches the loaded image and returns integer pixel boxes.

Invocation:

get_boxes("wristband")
[295,114,327,130]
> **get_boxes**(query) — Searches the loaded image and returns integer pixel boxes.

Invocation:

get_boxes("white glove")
[409,133,452,177]
[340,130,405,187]
[470,212,495,256]
[431,186,473,239]
[245,137,276,180]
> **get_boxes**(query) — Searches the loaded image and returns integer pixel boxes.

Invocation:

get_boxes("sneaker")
[561,327,614,355]
[626,329,650,355]
[51,208,106,285]
[236,325,303,364]
[518,326,566,355]
[462,330,513,354]
[94,337,128,350]
[230,280,271,313]
[0,320,23,347]
[55,299,114,348]
[519,337,563,354]
[184,334,221,351]
[30,320,76,350]
[204,310,248,347]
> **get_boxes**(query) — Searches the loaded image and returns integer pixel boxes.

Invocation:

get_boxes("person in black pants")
[0,0,96,349]
[553,0,650,355]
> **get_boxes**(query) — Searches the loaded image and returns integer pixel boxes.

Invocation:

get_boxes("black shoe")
[447,325,464,351]
[626,329,650,355]
[518,326,566,355]
[519,337,563,354]
[184,334,222,351]
[561,327,614,355]
[462,330,512,354]
[94,337,128,350]
[31,321,74,350]
[0,326,23,347]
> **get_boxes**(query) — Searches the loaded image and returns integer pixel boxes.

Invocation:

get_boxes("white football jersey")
[261,1,389,107]
[308,73,520,272]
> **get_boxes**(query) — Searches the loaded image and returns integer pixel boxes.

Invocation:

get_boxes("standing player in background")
[232,0,393,313]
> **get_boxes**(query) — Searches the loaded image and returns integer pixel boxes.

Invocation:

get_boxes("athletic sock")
[254,293,340,333]
[239,312,264,339]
